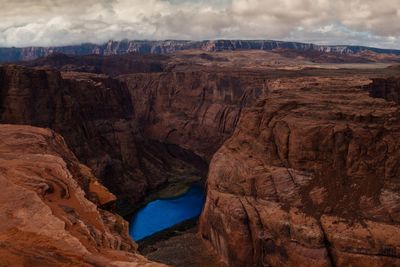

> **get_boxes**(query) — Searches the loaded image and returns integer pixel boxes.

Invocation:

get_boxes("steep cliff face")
[0,66,141,205]
[202,40,400,55]
[200,76,400,266]
[0,124,165,266]
[1,39,400,62]
[121,71,266,160]
[369,77,400,104]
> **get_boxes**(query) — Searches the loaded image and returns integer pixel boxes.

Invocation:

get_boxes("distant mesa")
[1,39,400,63]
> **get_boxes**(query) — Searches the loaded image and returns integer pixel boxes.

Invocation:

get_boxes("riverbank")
[121,154,207,219]
[140,223,226,267]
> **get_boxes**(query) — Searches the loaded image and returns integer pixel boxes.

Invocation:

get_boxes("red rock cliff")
[369,76,400,104]
[121,71,267,160]
[0,124,165,266]
[0,66,145,206]
[200,76,400,266]
[0,65,183,212]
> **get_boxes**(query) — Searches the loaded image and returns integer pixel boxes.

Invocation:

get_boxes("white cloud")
[0,0,399,48]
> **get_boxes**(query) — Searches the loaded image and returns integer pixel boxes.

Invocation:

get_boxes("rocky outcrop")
[0,124,165,266]
[1,40,400,62]
[200,76,400,266]
[369,77,400,104]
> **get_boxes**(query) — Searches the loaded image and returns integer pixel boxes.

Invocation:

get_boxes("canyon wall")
[0,124,164,266]
[2,40,400,62]
[369,77,400,104]
[0,65,184,212]
[200,76,400,266]
[121,71,266,160]
[0,66,140,206]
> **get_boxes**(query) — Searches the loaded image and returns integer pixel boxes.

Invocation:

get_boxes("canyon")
[0,48,399,266]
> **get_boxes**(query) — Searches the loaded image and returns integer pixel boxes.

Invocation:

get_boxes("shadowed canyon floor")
[141,227,227,267]
[0,50,399,266]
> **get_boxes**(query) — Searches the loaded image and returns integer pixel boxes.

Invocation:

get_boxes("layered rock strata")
[0,64,266,212]
[369,77,400,104]
[121,71,266,160]
[0,65,200,212]
[0,65,147,208]
[0,124,165,266]
[200,76,400,266]
[1,40,400,62]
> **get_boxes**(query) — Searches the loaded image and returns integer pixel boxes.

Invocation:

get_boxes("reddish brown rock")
[369,76,400,104]
[1,52,400,266]
[0,65,150,209]
[121,71,267,160]
[0,65,196,213]
[200,76,400,266]
[0,124,165,266]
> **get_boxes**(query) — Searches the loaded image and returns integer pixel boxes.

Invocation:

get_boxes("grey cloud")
[0,0,399,48]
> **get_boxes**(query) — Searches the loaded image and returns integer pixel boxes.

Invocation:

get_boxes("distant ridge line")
[1,39,399,62]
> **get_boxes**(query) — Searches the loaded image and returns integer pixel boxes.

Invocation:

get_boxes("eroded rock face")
[2,54,400,266]
[0,63,271,233]
[0,65,150,208]
[369,77,400,104]
[200,76,400,266]
[0,124,165,266]
[0,65,192,212]
[0,63,265,213]
[121,71,267,160]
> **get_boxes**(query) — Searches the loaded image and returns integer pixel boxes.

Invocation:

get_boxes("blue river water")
[129,185,205,241]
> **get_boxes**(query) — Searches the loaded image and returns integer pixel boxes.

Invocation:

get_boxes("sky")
[0,0,399,48]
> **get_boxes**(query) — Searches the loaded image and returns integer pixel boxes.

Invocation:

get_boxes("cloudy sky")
[1,0,399,48]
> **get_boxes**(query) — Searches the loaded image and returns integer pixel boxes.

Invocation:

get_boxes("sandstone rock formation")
[0,124,165,266]
[369,77,400,104]
[121,71,266,160]
[0,65,148,209]
[200,76,400,266]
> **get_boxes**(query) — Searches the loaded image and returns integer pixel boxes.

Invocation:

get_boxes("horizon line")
[1,39,399,51]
